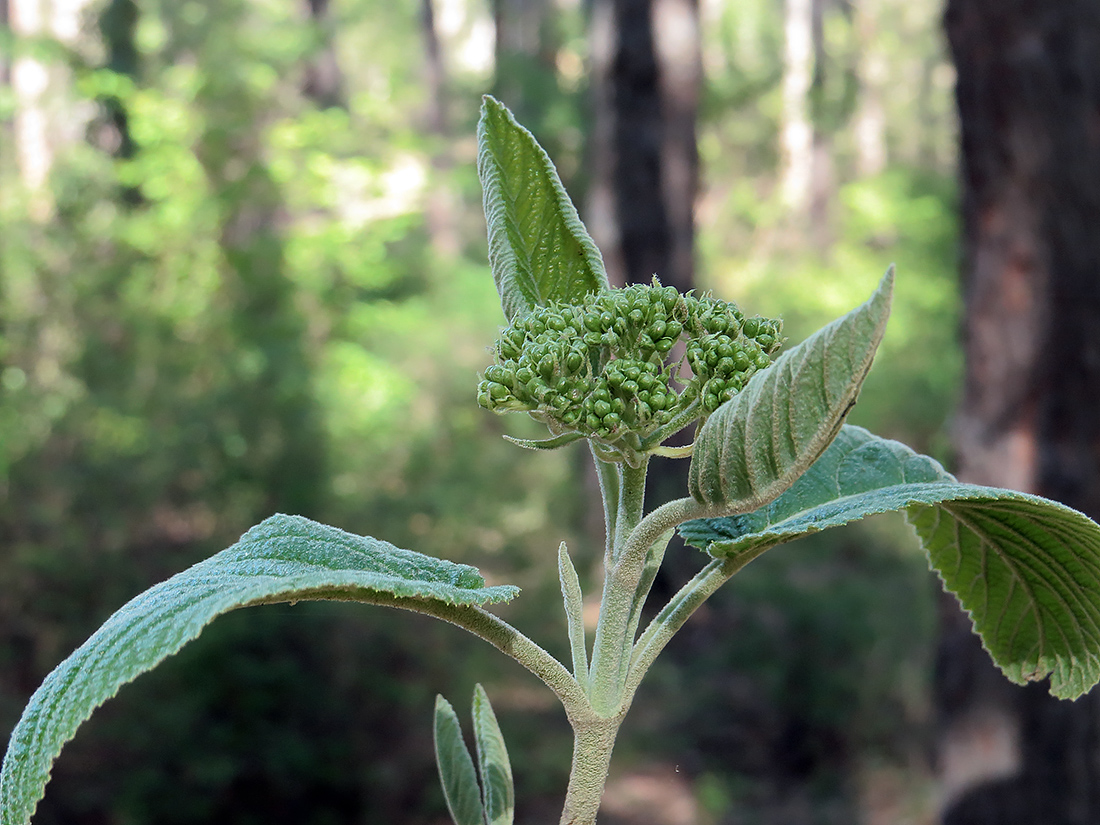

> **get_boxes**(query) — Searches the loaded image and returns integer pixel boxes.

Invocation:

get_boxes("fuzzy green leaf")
[681,426,1100,700]
[1,514,518,825]
[472,685,514,825]
[503,431,585,451]
[681,425,951,556]
[434,696,485,825]
[688,268,893,509]
[477,95,608,320]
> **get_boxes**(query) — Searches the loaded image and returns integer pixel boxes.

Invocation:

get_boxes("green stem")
[624,543,777,701]
[587,459,650,715]
[276,589,589,718]
[612,460,648,564]
[622,528,674,650]
[590,443,620,563]
[558,714,623,825]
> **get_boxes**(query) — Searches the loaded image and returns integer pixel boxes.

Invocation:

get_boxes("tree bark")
[943,2,1100,823]
[587,0,700,292]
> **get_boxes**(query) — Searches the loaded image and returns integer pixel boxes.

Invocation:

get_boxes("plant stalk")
[558,714,623,825]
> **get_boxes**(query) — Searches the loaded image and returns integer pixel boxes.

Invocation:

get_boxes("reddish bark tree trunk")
[942,2,1100,823]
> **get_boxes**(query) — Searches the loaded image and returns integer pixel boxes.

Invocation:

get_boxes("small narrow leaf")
[472,685,514,825]
[1,514,519,825]
[557,542,589,685]
[503,431,585,451]
[688,268,894,509]
[434,696,485,825]
[681,426,1100,700]
[478,95,608,320]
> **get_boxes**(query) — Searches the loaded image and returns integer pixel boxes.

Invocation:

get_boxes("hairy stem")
[590,444,620,563]
[271,589,588,717]
[625,543,777,701]
[559,714,623,825]
[588,459,651,715]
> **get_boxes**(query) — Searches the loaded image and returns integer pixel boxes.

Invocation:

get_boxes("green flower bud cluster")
[477,282,782,458]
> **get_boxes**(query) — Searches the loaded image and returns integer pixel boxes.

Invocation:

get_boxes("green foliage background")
[1,0,957,821]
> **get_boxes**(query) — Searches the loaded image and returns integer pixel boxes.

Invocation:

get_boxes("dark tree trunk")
[586,0,701,594]
[301,0,345,109]
[942,2,1100,823]
[588,0,699,293]
[421,0,447,133]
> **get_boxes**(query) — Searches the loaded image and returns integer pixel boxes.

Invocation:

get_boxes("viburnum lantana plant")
[6,97,1100,825]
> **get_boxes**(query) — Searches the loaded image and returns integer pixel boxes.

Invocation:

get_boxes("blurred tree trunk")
[7,0,92,216]
[587,0,700,293]
[586,0,700,574]
[491,0,556,117]
[779,0,814,219]
[941,2,1100,823]
[852,0,886,177]
[9,0,53,215]
[421,0,447,133]
[301,0,345,108]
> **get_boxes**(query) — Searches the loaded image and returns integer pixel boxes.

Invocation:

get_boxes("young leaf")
[681,426,1100,701]
[477,95,608,321]
[557,542,589,685]
[1,514,519,825]
[681,425,951,556]
[688,268,894,510]
[434,696,485,825]
[472,685,514,825]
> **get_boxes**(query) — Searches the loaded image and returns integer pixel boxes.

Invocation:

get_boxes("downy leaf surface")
[477,96,608,320]
[1,514,518,825]
[434,696,485,825]
[688,269,894,510]
[682,426,1100,700]
[472,685,514,825]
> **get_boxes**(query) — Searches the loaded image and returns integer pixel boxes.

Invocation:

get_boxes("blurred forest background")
[0,0,982,822]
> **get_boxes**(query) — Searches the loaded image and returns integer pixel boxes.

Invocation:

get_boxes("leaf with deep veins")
[478,96,608,320]
[688,268,894,510]
[682,426,1100,700]
[0,514,518,825]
